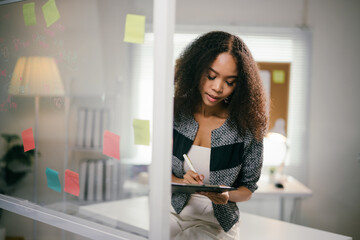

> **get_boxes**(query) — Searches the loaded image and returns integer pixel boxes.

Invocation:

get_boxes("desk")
[78,196,351,240]
[251,174,312,221]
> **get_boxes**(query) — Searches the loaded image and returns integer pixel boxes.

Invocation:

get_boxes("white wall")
[305,0,360,238]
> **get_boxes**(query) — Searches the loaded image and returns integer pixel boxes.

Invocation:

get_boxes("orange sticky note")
[103,130,120,160]
[21,128,35,152]
[64,169,79,196]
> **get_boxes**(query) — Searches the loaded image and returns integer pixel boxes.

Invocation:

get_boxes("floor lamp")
[9,57,65,204]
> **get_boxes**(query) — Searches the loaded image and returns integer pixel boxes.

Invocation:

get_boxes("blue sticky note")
[45,168,61,192]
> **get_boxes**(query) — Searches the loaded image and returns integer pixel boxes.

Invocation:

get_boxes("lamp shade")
[263,132,288,166]
[9,57,64,96]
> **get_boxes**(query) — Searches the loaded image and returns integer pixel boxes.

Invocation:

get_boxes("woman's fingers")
[183,171,203,184]
[195,174,204,183]
[200,192,229,205]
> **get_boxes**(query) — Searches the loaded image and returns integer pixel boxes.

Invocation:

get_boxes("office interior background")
[0,0,359,239]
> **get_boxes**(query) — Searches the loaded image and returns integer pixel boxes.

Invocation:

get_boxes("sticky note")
[21,128,35,152]
[133,119,150,146]
[272,70,285,84]
[64,169,80,196]
[42,0,60,27]
[23,2,37,26]
[0,69,6,77]
[103,130,120,160]
[123,14,146,44]
[45,168,61,192]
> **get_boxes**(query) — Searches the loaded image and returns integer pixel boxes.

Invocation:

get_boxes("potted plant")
[0,133,35,195]
[0,133,35,239]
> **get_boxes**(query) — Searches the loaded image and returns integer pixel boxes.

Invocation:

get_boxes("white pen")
[183,154,197,173]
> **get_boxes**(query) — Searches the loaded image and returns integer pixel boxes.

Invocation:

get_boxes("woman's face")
[199,52,238,108]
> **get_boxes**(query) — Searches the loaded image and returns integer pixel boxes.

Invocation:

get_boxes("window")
[0,0,175,238]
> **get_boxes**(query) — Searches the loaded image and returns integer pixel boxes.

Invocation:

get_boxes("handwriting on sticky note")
[272,70,285,84]
[103,130,120,160]
[21,128,35,152]
[42,0,60,27]
[46,168,61,192]
[123,14,146,44]
[133,119,150,146]
[23,2,37,26]
[64,169,79,196]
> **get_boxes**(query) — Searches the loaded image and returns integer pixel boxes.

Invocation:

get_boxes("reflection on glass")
[0,0,153,238]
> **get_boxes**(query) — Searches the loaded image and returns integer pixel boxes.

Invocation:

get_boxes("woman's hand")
[183,170,204,184]
[199,191,229,205]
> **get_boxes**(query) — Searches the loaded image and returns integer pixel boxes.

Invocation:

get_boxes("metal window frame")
[0,194,146,240]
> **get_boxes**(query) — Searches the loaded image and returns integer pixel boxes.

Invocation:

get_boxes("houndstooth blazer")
[172,112,263,232]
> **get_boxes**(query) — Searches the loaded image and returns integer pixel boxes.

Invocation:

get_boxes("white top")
[184,145,211,184]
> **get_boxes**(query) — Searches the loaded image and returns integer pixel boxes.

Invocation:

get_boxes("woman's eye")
[207,75,216,80]
[226,81,235,86]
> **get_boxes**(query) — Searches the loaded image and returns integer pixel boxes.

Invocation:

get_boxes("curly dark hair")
[174,31,269,141]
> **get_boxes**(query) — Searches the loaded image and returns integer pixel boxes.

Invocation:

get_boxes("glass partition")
[0,0,174,239]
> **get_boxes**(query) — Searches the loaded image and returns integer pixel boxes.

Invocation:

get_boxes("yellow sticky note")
[23,2,37,26]
[272,70,285,84]
[133,119,150,146]
[42,0,60,28]
[124,14,146,44]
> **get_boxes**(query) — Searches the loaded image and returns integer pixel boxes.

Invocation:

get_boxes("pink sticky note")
[103,130,120,160]
[64,169,79,196]
[21,128,35,152]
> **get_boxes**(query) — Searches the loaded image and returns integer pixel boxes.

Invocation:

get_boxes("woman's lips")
[207,93,219,103]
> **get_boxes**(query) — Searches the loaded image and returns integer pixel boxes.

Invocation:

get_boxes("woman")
[171,31,269,239]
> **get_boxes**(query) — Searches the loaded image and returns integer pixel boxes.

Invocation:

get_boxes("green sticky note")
[133,119,150,145]
[45,168,61,192]
[124,14,146,44]
[23,2,37,26]
[42,0,60,27]
[272,70,285,84]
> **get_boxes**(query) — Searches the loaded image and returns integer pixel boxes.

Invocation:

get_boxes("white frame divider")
[150,0,175,239]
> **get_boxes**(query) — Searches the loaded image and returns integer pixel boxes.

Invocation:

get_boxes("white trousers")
[170,194,240,240]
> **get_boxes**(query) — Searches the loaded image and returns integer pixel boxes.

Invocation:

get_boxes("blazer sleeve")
[236,136,264,192]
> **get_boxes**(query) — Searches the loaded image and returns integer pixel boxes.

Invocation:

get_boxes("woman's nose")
[211,78,223,93]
